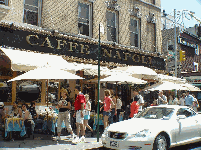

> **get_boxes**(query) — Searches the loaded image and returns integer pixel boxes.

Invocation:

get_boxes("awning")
[0,47,79,72]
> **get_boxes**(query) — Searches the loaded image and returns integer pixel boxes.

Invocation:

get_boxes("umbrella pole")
[46,79,49,133]
[116,82,118,98]
[47,79,49,107]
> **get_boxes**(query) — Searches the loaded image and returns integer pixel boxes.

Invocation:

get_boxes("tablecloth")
[42,116,65,134]
[5,118,26,137]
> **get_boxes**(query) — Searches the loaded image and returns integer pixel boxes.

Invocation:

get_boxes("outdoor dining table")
[40,111,65,134]
[5,117,26,137]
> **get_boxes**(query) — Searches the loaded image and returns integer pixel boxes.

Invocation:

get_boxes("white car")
[101,105,201,150]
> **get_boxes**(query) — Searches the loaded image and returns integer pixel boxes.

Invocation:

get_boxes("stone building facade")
[2,0,163,54]
[0,0,165,106]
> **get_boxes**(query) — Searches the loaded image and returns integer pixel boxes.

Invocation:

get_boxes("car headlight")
[128,129,151,138]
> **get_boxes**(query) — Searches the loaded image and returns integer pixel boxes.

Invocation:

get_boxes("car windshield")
[136,107,174,119]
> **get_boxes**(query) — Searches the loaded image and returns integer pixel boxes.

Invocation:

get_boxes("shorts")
[76,110,84,124]
[103,111,111,117]
[84,115,90,120]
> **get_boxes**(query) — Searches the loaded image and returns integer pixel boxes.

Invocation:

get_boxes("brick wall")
[2,0,24,23]
[1,0,162,53]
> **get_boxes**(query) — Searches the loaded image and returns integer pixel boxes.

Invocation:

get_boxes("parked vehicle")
[101,105,201,150]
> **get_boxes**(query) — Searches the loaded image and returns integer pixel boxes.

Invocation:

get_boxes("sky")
[161,0,201,28]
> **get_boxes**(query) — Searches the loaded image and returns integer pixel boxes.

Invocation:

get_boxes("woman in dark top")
[56,88,75,141]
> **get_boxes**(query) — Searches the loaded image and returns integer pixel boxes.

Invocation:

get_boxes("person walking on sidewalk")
[109,90,116,124]
[57,88,75,141]
[192,94,199,112]
[84,94,93,137]
[100,89,115,129]
[130,97,139,118]
[185,90,195,108]
[116,96,122,122]
[133,89,144,113]
[73,86,86,143]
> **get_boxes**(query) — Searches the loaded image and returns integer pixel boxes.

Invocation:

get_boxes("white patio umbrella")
[7,66,84,123]
[99,73,147,99]
[1,47,81,72]
[157,74,186,84]
[147,81,188,91]
[111,66,158,80]
[179,83,201,91]
[100,73,147,84]
[7,66,84,82]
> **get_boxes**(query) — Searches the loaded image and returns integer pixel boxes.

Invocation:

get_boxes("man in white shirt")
[133,89,144,113]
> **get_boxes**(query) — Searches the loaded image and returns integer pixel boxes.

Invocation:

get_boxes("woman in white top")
[116,97,122,122]
[21,103,35,134]
[84,94,93,136]
[192,94,199,112]
[179,93,186,106]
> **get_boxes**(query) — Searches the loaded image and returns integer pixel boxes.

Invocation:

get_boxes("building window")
[148,22,156,51]
[167,40,173,51]
[194,62,199,72]
[0,0,8,5]
[23,0,42,26]
[130,18,140,47]
[150,0,155,4]
[78,2,92,37]
[106,11,118,42]
[195,44,199,55]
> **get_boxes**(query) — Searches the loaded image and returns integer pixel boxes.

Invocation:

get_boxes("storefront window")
[78,2,92,37]
[130,18,140,47]
[106,11,118,42]
[23,0,42,26]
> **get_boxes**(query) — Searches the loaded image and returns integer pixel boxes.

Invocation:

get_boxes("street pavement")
[0,133,103,150]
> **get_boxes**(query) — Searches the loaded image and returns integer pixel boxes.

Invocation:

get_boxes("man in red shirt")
[73,86,86,143]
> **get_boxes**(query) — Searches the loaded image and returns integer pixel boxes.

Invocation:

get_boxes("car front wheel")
[153,134,168,150]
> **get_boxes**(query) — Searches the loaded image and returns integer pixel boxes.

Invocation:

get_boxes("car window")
[136,107,174,119]
[177,108,195,118]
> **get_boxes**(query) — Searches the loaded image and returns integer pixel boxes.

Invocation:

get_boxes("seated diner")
[21,103,35,137]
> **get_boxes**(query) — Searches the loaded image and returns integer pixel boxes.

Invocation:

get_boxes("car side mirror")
[177,115,186,119]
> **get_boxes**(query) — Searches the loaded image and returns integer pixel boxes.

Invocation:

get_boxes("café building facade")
[0,0,166,106]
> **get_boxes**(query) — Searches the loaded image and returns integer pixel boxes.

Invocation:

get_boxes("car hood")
[107,118,170,134]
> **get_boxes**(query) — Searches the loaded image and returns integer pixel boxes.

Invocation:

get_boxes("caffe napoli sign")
[0,25,165,70]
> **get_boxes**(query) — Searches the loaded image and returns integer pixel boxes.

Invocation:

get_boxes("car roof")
[148,105,189,109]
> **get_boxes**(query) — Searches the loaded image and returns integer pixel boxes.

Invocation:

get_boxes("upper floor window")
[106,11,118,42]
[130,18,140,47]
[78,2,92,37]
[0,0,8,5]
[150,0,155,5]
[23,0,42,26]
[167,40,173,51]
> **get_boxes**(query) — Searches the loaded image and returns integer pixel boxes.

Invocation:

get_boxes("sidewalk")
[0,134,103,150]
